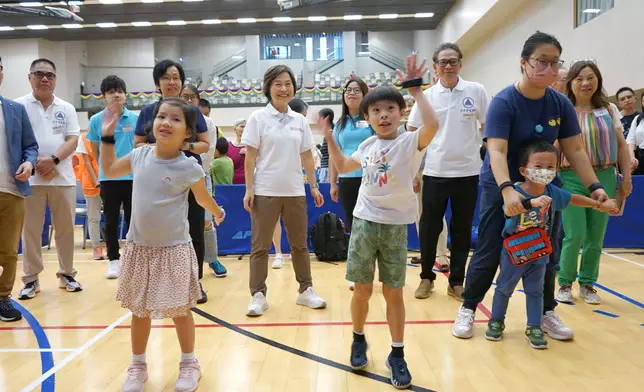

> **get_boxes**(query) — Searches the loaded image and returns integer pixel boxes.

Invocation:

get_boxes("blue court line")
[407,263,419,268]
[192,308,436,392]
[593,310,619,318]
[593,282,644,310]
[11,299,55,392]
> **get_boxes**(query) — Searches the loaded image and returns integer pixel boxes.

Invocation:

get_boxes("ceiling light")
[415,12,434,18]
[68,1,83,4]
[237,18,256,23]
[201,19,221,24]
[62,23,83,29]
[294,43,300,46]
[308,16,327,22]
[27,25,48,30]
[231,55,244,60]
[272,16,292,22]
[583,8,601,13]
[99,0,123,3]
[141,0,163,3]
[167,20,186,26]
[379,14,398,19]
[0,26,15,31]
[96,22,118,28]
[183,0,203,2]
[358,51,371,55]
[344,15,363,20]
[131,21,152,27]
[20,2,43,6]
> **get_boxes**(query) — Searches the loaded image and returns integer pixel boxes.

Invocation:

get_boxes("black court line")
[192,307,437,392]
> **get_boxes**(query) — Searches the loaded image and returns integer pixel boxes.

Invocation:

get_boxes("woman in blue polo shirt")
[134,59,211,304]
[450,31,609,341]
[329,78,373,232]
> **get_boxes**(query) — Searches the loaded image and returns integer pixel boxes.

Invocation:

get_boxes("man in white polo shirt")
[15,58,82,300]
[408,43,489,301]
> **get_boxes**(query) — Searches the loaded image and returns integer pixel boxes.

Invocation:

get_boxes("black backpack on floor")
[310,212,348,262]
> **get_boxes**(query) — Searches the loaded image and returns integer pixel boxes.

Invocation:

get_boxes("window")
[576,0,614,27]
[260,33,343,61]
[356,31,369,57]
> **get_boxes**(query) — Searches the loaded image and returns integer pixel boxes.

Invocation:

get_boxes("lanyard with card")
[122,126,134,133]
[593,108,609,117]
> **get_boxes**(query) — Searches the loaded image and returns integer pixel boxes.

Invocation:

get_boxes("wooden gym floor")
[1,229,643,392]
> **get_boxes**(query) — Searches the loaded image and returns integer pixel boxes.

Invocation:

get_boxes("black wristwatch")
[588,182,605,193]
[499,181,514,192]
[50,154,60,165]
[521,198,533,210]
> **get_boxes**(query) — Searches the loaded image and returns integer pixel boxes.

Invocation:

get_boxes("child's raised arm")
[396,54,440,151]
[317,117,361,174]
[191,177,225,225]
[101,105,132,178]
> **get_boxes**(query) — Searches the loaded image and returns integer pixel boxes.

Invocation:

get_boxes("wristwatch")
[310,183,319,189]
[51,154,60,165]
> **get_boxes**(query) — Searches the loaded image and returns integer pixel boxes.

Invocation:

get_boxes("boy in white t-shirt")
[320,55,440,389]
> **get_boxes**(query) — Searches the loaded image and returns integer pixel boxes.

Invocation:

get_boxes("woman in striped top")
[557,60,632,305]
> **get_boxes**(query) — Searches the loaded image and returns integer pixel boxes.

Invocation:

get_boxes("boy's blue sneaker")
[209,260,227,277]
[386,354,412,389]
[350,339,368,370]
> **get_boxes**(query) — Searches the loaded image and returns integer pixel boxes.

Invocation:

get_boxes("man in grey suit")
[0,57,39,322]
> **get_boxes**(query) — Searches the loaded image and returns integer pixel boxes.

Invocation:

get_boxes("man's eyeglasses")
[436,58,461,67]
[181,94,198,101]
[31,71,57,80]
[344,87,363,95]
[526,57,565,72]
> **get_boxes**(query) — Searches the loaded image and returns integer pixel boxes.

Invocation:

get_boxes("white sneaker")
[296,287,327,309]
[272,253,284,269]
[58,275,83,292]
[556,285,573,303]
[542,311,574,340]
[580,285,601,304]
[18,280,40,300]
[106,260,121,279]
[349,281,355,291]
[122,361,147,392]
[452,307,475,339]
[175,358,201,392]
[247,292,269,316]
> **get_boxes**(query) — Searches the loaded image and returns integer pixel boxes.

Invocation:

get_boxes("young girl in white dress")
[100,97,225,392]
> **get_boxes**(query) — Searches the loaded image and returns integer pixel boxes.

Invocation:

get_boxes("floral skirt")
[116,241,201,319]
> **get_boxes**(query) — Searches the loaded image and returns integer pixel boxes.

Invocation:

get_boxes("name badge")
[122,126,134,133]
[356,120,369,129]
[593,108,609,117]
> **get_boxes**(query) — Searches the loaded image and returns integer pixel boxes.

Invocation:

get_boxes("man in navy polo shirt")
[87,75,138,280]
[134,59,211,303]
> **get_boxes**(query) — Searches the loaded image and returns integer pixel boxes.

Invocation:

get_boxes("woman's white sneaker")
[556,285,573,303]
[106,260,121,279]
[271,254,284,269]
[580,285,601,304]
[452,307,475,339]
[296,287,327,309]
[541,311,574,340]
[247,292,269,316]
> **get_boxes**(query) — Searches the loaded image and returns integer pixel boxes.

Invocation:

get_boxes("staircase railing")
[367,45,405,71]
[313,51,344,75]
[209,49,247,81]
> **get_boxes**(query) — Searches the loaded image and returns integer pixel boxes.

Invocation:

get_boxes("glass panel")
[576,0,614,27]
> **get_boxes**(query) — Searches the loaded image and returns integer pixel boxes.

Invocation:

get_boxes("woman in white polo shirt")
[242,65,327,317]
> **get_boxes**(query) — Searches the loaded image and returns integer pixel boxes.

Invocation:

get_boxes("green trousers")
[558,167,616,287]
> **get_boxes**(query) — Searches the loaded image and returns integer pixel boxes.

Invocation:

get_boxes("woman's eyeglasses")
[525,58,565,72]
[181,95,198,101]
[344,87,363,95]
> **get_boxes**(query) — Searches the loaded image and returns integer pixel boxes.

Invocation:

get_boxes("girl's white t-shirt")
[351,130,426,225]
[241,103,315,197]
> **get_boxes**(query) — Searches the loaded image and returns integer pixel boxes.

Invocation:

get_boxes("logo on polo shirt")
[462,97,474,109]
[52,111,67,134]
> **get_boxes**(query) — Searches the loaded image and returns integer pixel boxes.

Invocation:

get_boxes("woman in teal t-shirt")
[329,78,374,232]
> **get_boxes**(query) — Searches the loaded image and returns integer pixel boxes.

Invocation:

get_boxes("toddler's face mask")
[525,168,556,185]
